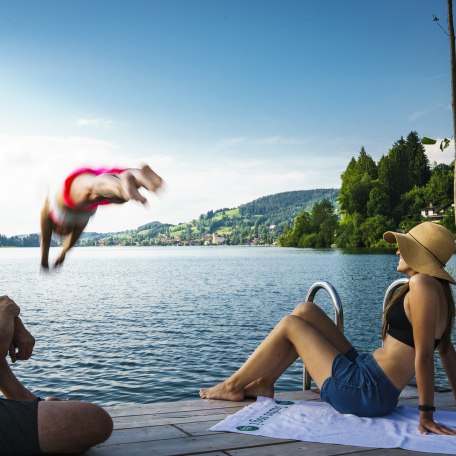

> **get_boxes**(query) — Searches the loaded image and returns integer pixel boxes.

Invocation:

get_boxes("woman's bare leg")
[244,302,352,397]
[199,313,343,401]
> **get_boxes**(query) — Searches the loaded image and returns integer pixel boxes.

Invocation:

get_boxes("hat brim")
[383,230,456,284]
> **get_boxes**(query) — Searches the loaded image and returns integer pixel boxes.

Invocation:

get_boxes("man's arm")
[0,297,35,400]
[0,358,35,400]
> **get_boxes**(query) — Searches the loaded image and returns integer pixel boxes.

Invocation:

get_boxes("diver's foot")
[244,379,274,399]
[199,380,244,402]
[139,164,164,193]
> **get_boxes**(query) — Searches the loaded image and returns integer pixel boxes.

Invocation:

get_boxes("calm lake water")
[0,246,454,406]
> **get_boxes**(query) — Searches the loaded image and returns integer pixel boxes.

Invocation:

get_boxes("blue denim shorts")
[320,348,400,417]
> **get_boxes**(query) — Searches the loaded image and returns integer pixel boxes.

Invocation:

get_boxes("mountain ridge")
[0,188,339,247]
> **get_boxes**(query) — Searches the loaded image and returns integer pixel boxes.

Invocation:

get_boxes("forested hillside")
[79,188,339,246]
[280,131,455,249]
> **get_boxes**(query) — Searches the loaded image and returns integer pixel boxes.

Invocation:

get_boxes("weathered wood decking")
[83,387,455,456]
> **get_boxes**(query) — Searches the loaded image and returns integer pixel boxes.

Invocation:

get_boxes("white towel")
[210,396,456,454]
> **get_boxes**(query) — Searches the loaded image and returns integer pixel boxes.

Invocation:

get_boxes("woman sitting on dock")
[200,221,456,435]
[40,164,164,269]
[0,295,113,454]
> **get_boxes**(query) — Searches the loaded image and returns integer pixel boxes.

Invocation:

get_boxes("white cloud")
[423,138,454,165]
[0,134,344,236]
[76,118,114,128]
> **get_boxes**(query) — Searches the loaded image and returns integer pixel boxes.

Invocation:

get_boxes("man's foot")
[244,379,274,399]
[199,380,244,402]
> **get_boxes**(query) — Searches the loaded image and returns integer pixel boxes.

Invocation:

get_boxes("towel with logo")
[210,396,456,454]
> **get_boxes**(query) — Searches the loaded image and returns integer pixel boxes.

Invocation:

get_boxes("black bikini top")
[386,293,441,349]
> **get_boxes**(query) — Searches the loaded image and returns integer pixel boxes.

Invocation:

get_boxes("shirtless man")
[40,164,164,269]
[0,295,113,454]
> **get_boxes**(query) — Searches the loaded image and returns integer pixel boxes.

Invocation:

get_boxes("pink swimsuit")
[50,167,126,227]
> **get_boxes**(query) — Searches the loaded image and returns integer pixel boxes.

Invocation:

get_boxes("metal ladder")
[302,278,409,390]
[303,281,343,390]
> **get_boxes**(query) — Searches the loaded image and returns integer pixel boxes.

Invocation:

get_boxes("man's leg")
[38,400,113,454]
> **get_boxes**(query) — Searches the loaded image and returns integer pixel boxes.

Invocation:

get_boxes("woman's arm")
[440,342,456,400]
[408,274,456,435]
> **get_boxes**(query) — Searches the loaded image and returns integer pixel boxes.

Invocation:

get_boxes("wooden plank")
[175,419,228,436]
[399,391,454,408]
[82,389,454,456]
[268,390,321,401]
[345,449,451,456]
[189,453,228,456]
[105,390,320,417]
[106,399,252,418]
[113,412,239,429]
[85,433,297,456]
[97,425,187,446]
[225,441,373,456]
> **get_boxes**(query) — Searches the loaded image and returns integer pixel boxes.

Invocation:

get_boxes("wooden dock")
[82,387,455,456]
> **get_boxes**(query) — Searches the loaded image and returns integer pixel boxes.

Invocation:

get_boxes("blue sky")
[0,0,454,235]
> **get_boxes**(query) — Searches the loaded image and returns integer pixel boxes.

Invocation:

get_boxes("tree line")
[280,131,454,248]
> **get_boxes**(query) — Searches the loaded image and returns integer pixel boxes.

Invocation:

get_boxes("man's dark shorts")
[0,398,42,455]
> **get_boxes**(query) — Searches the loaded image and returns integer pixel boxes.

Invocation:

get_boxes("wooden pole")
[447,0,456,223]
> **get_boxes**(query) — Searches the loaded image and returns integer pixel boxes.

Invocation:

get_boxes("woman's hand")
[419,415,456,435]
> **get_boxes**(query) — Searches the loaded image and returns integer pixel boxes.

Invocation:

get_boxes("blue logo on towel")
[276,400,295,405]
[236,425,259,431]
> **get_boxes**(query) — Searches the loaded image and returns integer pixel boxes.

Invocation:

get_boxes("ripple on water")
[1,246,454,405]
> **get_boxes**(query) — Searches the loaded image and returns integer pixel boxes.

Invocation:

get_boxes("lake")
[0,246,454,406]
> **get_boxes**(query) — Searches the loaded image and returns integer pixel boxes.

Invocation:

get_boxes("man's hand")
[0,296,20,317]
[9,317,35,363]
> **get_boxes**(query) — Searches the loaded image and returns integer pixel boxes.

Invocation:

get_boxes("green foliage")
[334,131,453,248]
[0,233,42,247]
[424,163,453,207]
[339,148,378,217]
[76,189,339,246]
[278,199,338,248]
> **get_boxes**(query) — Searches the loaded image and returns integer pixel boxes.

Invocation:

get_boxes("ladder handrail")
[382,278,409,317]
[302,278,409,390]
[303,281,343,390]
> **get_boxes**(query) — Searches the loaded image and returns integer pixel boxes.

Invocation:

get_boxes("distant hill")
[0,188,339,247]
[80,188,339,246]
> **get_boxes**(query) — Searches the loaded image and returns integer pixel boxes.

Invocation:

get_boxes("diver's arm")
[53,223,86,268]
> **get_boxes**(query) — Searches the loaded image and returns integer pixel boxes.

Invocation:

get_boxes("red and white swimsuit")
[49,167,126,227]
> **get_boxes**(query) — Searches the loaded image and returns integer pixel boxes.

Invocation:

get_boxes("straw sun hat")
[383,221,456,284]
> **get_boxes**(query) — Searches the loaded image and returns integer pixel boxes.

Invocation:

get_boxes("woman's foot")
[199,380,244,402]
[244,379,274,399]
